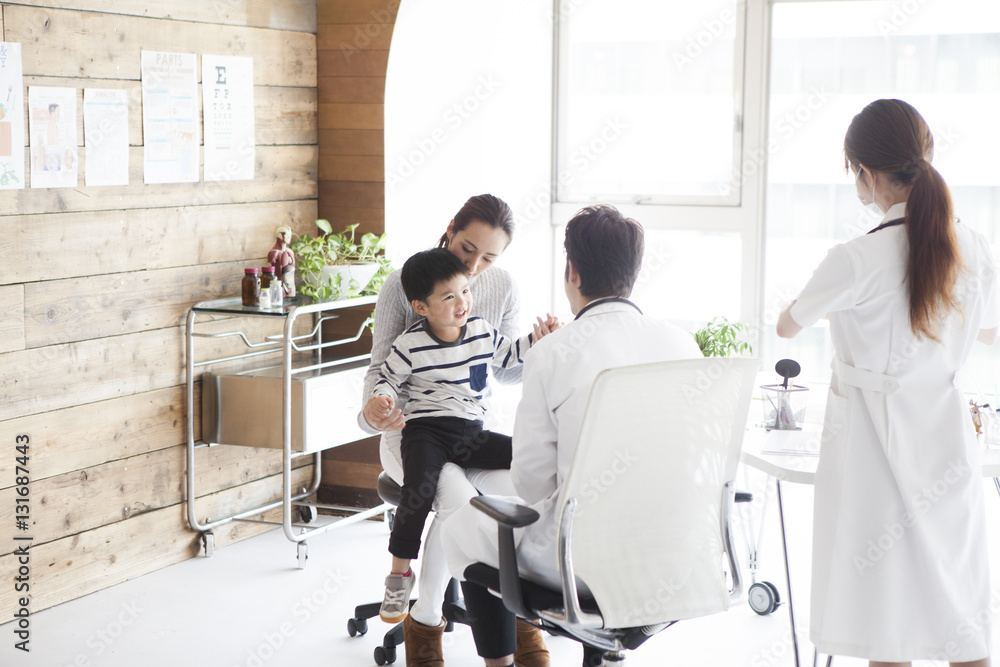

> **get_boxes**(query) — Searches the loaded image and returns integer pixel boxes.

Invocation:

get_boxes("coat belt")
[831,357,900,395]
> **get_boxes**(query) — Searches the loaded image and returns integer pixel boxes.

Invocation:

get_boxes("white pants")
[439,494,579,597]
[380,428,514,626]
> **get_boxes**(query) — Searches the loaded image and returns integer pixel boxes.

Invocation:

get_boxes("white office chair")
[464,357,760,665]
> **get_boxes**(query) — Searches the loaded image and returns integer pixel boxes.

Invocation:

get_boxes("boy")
[372,248,556,623]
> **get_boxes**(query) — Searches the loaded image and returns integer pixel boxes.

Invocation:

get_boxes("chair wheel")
[748,581,778,615]
[347,617,368,637]
[298,504,317,524]
[374,644,396,665]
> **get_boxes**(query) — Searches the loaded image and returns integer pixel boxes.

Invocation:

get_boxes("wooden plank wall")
[0,1,319,617]
[316,0,396,507]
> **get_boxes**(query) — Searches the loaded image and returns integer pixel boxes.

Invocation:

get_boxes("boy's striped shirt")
[374,316,532,420]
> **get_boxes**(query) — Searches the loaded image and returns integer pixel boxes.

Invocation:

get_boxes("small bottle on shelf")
[269,274,284,309]
[241,267,260,306]
[259,266,276,309]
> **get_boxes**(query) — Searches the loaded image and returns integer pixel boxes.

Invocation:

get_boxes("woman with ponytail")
[778,100,998,667]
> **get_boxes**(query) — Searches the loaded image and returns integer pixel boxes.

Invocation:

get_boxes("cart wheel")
[748,582,777,615]
[201,531,215,558]
[347,617,368,637]
[297,541,308,569]
[384,508,395,532]
[298,504,318,524]
[763,581,782,607]
[374,644,396,665]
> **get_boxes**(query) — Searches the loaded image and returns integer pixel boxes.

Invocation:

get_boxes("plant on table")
[290,220,392,302]
[693,316,753,357]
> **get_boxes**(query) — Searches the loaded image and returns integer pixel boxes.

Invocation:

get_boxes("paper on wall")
[203,54,255,181]
[29,86,78,189]
[84,88,129,186]
[0,43,26,189]
[141,51,199,184]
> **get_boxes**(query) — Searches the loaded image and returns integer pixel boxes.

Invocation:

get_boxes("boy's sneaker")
[380,570,414,623]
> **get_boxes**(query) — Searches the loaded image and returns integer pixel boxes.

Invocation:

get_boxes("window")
[556,0,745,205]
[762,0,1000,389]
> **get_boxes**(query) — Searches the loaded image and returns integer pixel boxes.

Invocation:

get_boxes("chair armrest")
[470,496,540,528]
[468,495,536,619]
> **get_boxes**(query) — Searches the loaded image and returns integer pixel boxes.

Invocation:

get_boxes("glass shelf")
[192,294,378,317]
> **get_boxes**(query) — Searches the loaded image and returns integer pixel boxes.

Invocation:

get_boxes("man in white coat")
[439,204,702,667]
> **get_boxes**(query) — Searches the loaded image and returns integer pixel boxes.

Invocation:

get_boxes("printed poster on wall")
[141,51,199,184]
[84,88,129,186]
[0,43,25,189]
[29,86,78,189]
[202,55,255,181]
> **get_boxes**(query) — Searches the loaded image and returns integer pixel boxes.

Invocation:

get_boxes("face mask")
[856,168,884,216]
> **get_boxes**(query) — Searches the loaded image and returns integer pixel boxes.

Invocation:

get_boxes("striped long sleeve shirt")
[373,316,533,421]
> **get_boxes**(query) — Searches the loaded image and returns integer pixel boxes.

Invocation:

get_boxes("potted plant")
[693,316,752,357]
[290,220,392,302]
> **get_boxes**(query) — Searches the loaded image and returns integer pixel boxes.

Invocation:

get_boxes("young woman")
[358,193,552,666]
[778,99,997,667]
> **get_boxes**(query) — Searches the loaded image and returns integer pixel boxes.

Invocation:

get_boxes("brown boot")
[514,619,550,667]
[402,615,445,667]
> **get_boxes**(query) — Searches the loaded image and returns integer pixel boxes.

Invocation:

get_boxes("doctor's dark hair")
[844,99,961,341]
[400,248,468,304]
[437,194,515,248]
[564,205,644,298]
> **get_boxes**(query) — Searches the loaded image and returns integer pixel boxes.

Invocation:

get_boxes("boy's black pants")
[389,416,511,559]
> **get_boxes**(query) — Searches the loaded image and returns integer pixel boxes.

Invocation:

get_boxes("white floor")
[3,475,998,667]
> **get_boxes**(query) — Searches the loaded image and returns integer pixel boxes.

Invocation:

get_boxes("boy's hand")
[364,395,404,432]
[532,314,564,341]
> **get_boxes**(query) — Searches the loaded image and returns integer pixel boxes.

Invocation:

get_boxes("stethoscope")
[573,296,642,320]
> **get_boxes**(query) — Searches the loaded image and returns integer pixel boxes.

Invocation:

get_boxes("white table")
[740,427,1000,667]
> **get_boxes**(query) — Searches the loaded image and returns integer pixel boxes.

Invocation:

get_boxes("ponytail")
[904,162,962,341]
[843,99,963,341]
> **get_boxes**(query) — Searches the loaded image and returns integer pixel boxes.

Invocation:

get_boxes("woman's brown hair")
[437,194,514,248]
[844,99,962,340]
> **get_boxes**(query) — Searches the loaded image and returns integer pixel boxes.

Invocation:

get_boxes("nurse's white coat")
[790,203,999,662]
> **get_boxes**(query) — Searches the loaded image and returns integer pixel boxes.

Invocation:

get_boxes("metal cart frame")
[185,295,390,567]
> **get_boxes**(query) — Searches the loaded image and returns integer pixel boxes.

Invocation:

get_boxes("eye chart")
[202,55,255,182]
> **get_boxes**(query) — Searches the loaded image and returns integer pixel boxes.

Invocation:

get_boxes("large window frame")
[550,0,773,335]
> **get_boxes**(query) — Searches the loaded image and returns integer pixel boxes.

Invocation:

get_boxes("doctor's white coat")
[440,298,702,590]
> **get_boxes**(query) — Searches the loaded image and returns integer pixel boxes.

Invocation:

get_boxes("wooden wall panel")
[319,128,383,155]
[6,5,317,86]
[318,0,399,25]
[0,0,320,615]
[4,200,316,286]
[0,444,310,552]
[0,285,24,353]
[2,0,318,32]
[0,387,190,485]
[0,466,313,617]
[0,145,317,215]
[20,77,316,147]
[0,316,301,422]
[316,0,395,506]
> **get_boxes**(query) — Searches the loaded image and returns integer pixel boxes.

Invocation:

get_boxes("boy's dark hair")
[564,205,644,298]
[400,248,468,303]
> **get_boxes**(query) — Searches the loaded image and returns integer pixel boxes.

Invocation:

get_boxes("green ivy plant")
[290,220,392,302]
[693,316,753,357]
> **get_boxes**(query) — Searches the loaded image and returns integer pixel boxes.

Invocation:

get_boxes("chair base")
[348,579,464,665]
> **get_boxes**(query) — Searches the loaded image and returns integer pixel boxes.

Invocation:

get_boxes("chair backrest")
[559,357,758,629]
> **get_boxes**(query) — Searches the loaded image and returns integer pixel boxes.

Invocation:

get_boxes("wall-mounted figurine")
[268,225,296,298]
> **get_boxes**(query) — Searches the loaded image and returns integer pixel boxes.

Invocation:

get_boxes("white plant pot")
[319,261,380,296]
